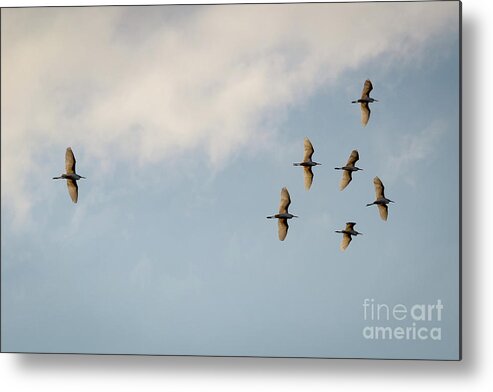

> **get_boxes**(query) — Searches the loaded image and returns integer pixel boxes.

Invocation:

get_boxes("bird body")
[267,187,298,241]
[335,150,362,190]
[336,165,361,172]
[366,177,394,221]
[293,137,321,190]
[335,222,362,251]
[266,212,298,220]
[293,161,319,167]
[52,173,85,181]
[351,98,378,104]
[351,79,378,126]
[367,198,393,206]
[53,147,86,203]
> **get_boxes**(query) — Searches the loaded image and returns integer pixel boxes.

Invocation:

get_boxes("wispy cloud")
[1,3,458,227]
[385,119,448,186]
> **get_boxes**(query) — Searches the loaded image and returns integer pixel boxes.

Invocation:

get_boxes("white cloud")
[1,2,458,226]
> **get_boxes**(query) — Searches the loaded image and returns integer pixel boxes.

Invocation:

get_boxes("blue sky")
[1,2,460,359]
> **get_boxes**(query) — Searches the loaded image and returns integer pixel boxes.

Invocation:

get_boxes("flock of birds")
[52,79,393,251]
[266,79,394,250]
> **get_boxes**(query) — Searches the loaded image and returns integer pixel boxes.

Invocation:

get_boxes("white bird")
[351,79,378,126]
[267,187,298,241]
[334,150,363,190]
[366,177,394,221]
[53,147,86,203]
[293,137,322,190]
[335,222,362,251]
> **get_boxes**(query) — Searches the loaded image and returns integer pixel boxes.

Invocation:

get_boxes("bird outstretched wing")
[345,222,356,231]
[340,170,352,191]
[278,219,289,241]
[361,79,373,100]
[303,137,315,162]
[304,167,314,190]
[67,179,78,203]
[65,147,76,174]
[360,102,371,127]
[378,204,388,221]
[340,233,352,251]
[346,150,359,167]
[373,176,385,199]
[278,187,291,214]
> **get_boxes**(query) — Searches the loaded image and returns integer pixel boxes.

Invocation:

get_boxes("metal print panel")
[0,1,461,360]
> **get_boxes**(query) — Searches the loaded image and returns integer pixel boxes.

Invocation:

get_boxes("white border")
[1,0,492,391]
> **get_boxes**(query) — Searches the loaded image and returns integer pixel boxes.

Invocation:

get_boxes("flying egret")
[351,79,378,126]
[366,177,394,221]
[267,187,298,241]
[334,149,363,190]
[293,137,321,190]
[335,222,362,251]
[53,147,86,203]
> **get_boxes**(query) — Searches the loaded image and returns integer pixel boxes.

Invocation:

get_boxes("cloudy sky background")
[1,1,460,359]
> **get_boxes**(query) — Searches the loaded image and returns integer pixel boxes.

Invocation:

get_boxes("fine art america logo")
[362,298,444,341]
